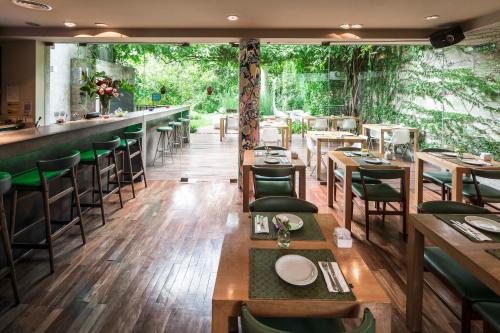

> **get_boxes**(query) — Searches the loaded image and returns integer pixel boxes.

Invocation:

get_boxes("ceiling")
[0,0,499,43]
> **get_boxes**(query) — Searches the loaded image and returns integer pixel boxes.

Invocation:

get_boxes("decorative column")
[238,38,261,186]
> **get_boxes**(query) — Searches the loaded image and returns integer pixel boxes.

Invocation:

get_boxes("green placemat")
[249,248,356,300]
[255,151,287,157]
[254,156,292,167]
[351,156,392,166]
[485,249,500,260]
[446,158,499,168]
[435,214,500,243]
[251,213,325,241]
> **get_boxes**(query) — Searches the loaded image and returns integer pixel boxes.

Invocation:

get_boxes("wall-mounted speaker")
[429,26,465,48]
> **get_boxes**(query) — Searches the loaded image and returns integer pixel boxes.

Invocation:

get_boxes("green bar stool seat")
[79,137,123,225]
[472,302,500,333]
[0,172,20,304]
[117,129,147,198]
[154,126,174,165]
[10,151,85,273]
[241,305,376,333]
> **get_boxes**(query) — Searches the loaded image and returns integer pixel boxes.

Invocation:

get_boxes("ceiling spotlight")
[339,24,351,29]
[95,22,109,27]
[350,24,363,29]
[11,0,52,11]
[227,15,239,21]
[425,15,440,20]
[64,22,76,27]
[25,21,40,26]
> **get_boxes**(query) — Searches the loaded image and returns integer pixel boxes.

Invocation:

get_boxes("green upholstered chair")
[472,302,500,333]
[250,197,318,213]
[0,172,20,304]
[154,126,174,165]
[79,137,123,225]
[463,169,500,211]
[11,151,85,273]
[254,146,287,151]
[352,167,407,240]
[118,129,147,198]
[252,167,295,199]
[421,148,475,200]
[417,201,498,333]
[417,201,489,214]
[241,305,375,333]
[332,147,382,201]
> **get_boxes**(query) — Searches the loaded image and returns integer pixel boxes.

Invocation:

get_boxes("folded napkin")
[318,261,350,293]
[254,215,269,234]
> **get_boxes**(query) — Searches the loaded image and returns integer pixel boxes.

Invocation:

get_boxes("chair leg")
[71,168,86,245]
[94,163,106,225]
[41,188,55,273]
[441,184,446,200]
[113,152,124,208]
[138,143,148,188]
[401,201,407,240]
[1,196,20,304]
[10,190,17,243]
[381,202,386,224]
[126,148,136,199]
[364,200,370,241]
[333,176,337,201]
[461,300,472,333]
[153,132,162,166]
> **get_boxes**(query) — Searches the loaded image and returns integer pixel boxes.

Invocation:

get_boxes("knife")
[450,220,480,240]
[327,259,343,293]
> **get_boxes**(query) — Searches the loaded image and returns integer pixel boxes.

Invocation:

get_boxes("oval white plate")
[264,158,280,164]
[353,151,370,156]
[273,213,304,231]
[465,216,500,233]
[364,158,383,164]
[275,255,318,286]
[442,152,458,157]
[460,159,488,166]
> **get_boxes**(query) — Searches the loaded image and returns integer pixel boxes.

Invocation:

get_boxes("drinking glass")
[277,229,290,249]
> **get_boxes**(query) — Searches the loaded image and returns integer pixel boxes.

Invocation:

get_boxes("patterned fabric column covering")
[239,39,261,186]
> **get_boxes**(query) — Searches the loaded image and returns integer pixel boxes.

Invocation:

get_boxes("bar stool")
[78,137,123,225]
[118,129,148,198]
[10,151,85,274]
[179,117,191,145]
[153,126,174,166]
[0,172,20,304]
[169,121,183,153]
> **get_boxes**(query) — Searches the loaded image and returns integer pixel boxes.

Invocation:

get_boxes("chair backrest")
[421,147,452,153]
[417,201,489,214]
[93,136,121,151]
[335,146,361,152]
[251,166,294,178]
[471,169,500,205]
[261,127,280,143]
[37,150,80,173]
[124,129,143,139]
[227,117,239,130]
[254,146,286,151]
[341,118,357,130]
[306,134,316,152]
[0,172,12,195]
[250,197,318,213]
[313,117,329,130]
[359,166,406,201]
[390,129,411,145]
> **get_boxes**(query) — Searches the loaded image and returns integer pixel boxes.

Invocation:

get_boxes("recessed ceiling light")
[11,0,52,11]
[339,24,351,29]
[95,22,109,27]
[425,15,440,20]
[25,21,40,26]
[340,23,363,29]
[64,22,76,27]
[350,24,363,29]
[227,15,239,21]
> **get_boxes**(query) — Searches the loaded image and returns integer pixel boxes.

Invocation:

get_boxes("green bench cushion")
[424,247,500,302]
[472,302,500,332]
[257,317,345,333]
[417,201,489,214]
[423,171,474,185]
[457,183,500,203]
[334,169,382,184]
[12,169,68,187]
[351,183,402,202]
[255,179,294,199]
[80,149,112,162]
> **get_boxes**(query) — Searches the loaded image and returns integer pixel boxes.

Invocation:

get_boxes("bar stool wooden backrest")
[122,129,148,198]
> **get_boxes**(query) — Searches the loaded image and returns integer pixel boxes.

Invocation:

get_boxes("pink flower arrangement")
[80,71,132,115]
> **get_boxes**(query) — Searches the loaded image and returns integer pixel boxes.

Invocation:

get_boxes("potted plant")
[80,71,131,116]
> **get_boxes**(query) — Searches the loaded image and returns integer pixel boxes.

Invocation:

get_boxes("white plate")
[264,158,280,164]
[353,152,370,156]
[364,158,383,164]
[275,255,318,286]
[273,213,304,231]
[460,159,488,166]
[465,216,500,233]
[442,152,458,157]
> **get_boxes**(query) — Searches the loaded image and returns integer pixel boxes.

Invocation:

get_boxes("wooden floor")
[0,133,486,332]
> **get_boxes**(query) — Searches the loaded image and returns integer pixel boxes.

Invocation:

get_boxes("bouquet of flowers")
[80,71,130,115]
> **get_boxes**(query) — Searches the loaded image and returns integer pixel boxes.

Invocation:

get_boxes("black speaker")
[429,26,465,48]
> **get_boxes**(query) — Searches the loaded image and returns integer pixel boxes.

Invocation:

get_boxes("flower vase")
[277,229,290,248]
[100,99,110,115]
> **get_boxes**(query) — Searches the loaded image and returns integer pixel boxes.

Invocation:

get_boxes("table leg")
[298,168,306,200]
[451,169,464,202]
[301,118,305,139]
[415,157,424,206]
[413,130,419,156]
[343,166,353,230]
[406,216,425,332]
[379,130,385,154]
[281,130,286,149]
[288,119,292,142]
[332,119,338,131]
[404,167,410,225]
[316,140,322,180]
[327,156,334,207]
[243,166,250,212]
[220,118,225,142]
[212,302,230,333]
[306,145,311,167]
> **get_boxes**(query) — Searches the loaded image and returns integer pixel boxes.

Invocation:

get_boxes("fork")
[320,262,339,292]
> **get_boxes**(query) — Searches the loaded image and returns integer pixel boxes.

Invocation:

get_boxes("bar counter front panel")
[0,106,189,266]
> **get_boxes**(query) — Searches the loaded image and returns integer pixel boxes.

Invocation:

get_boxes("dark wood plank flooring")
[0,132,488,332]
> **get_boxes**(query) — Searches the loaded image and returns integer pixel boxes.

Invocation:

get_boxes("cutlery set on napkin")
[450,219,492,241]
[254,215,270,233]
[318,260,350,293]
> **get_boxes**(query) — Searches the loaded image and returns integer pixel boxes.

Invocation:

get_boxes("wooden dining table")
[326,151,411,231]
[406,213,500,332]
[262,115,293,142]
[306,131,368,180]
[242,150,306,212]
[212,213,392,333]
[362,123,419,154]
[260,120,290,149]
[415,151,500,204]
